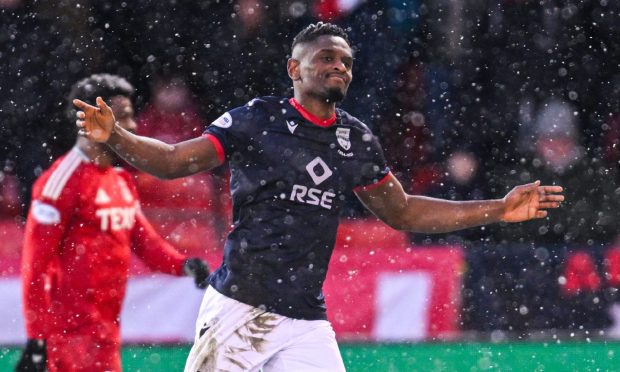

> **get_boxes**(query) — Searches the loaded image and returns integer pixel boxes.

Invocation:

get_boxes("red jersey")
[21,147,187,340]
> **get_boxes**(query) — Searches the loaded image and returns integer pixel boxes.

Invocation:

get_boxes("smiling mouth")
[327,75,347,83]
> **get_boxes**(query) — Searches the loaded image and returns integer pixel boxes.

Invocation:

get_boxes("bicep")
[22,201,67,283]
[354,173,409,227]
[23,221,62,269]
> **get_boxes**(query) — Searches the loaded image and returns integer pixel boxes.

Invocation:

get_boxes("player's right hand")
[73,96,116,143]
[15,339,46,372]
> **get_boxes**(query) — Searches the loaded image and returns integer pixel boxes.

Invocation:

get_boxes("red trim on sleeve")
[203,133,225,163]
[353,171,392,193]
[289,98,337,127]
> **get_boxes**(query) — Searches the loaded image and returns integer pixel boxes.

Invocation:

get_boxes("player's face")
[110,96,137,134]
[294,35,353,102]
[107,96,136,165]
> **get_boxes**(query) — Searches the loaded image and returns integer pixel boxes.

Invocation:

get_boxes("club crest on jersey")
[336,128,350,150]
[336,127,353,157]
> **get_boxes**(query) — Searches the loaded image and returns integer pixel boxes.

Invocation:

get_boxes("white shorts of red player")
[185,286,346,372]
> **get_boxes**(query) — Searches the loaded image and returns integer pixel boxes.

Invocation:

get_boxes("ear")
[287,58,301,81]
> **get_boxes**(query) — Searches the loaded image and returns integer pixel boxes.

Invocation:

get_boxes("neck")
[293,91,337,120]
[76,138,114,168]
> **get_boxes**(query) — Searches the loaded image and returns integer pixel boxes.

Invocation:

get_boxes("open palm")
[502,181,564,223]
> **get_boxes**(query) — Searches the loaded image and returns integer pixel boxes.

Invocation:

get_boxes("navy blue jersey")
[204,96,389,320]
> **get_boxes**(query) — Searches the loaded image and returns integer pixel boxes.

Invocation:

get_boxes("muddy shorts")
[184,286,346,372]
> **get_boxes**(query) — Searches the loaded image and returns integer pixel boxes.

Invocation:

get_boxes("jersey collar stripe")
[73,147,90,161]
[203,134,225,163]
[42,148,84,200]
[42,149,78,199]
[288,98,337,127]
[44,150,82,200]
[352,171,392,193]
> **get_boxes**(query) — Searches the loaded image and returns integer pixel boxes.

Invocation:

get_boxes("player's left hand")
[183,258,210,289]
[501,180,564,223]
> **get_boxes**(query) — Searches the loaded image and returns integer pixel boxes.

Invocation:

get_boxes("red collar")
[288,98,337,127]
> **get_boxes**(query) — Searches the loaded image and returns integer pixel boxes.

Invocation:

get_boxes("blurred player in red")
[17,74,210,372]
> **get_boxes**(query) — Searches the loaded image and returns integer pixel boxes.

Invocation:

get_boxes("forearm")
[132,212,186,275]
[395,195,505,233]
[22,234,56,339]
[76,97,221,177]
[107,124,182,178]
[359,173,560,231]
[22,272,49,339]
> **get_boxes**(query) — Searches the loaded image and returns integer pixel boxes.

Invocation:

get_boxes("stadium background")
[1,0,620,370]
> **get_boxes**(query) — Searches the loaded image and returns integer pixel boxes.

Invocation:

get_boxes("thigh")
[47,333,121,372]
[262,320,346,372]
[184,286,287,372]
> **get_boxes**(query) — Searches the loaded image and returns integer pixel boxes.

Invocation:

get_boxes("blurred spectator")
[487,96,618,328]
[379,60,436,194]
[137,76,203,142]
[338,1,423,216]
[337,1,419,129]
[605,248,620,291]
[498,97,619,246]
[561,251,602,296]
[412,148,497,246]
[0,169,22,218]
[314,0,363,21]
[0,1,101,211]
[559,250,611,330]
[462,95,619,332]
[134,75,231,244]
[226,0,304,102]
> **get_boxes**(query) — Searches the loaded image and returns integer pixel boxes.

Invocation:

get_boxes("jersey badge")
[32,201,61,225]
[336,127,354,157]
[212,112,233,128]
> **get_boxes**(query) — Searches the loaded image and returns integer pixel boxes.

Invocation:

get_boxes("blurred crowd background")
[1,0,620,337]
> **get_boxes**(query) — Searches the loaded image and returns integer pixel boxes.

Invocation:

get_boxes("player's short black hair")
[291,22,350,51]
[66,73,134,120]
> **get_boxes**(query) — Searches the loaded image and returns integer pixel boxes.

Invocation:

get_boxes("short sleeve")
[353,129,390,191]
[203,100,264,161]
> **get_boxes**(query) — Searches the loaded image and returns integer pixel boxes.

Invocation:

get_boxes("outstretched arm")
[355,173,564,233]
[73,97,222,179]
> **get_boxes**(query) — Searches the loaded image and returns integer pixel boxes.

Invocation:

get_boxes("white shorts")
[184,286,346,372]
